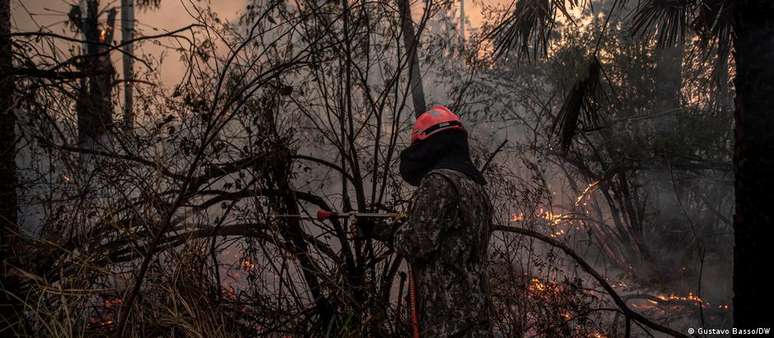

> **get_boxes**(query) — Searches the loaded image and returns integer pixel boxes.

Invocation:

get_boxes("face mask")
[399,142,430,187]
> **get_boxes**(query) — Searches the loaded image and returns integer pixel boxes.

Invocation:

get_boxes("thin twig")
[480,139,507,173]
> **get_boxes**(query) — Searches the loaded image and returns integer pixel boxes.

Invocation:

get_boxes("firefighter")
[364,105,495,337]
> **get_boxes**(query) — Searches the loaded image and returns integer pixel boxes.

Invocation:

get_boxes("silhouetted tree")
[0,0,22,334]
[730,1,774,329]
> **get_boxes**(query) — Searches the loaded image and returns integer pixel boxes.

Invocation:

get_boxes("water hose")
[409,267,420,338]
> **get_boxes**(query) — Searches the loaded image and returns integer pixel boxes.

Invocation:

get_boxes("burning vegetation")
[1,0,741,336]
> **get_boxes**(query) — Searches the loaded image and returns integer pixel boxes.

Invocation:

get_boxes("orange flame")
[99,28,109,44]
[560,309,572,321]
[510,209,567,225]
[656,292,703,304]
[549,229,566,238]
[576,180,601,206]
[241,257,256,272]
[528,277,547,293]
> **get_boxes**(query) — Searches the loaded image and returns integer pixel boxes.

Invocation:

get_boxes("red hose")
[409,268,420,338]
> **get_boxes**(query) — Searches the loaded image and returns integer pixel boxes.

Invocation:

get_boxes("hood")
[399,129,487,186]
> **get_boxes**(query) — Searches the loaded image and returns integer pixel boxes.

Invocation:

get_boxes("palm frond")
[692,0,734,46]
[552,57,603,151]
[488,0,579,60]
[631,0,691,47]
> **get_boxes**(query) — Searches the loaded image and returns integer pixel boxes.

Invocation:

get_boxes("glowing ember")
[656,292,703,304]
[560,309,572,321]
[529,277,547,293]
[550,229,566,238]
[99,28,109,44]
[223,285,237,300]
[576,180,601,206]
[102,297,123,308]
[539,208,567,225]
[510,209,568,225]
[241,257,256,272]
[88,314,115,329]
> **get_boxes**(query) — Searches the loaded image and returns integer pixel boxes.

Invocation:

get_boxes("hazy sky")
[12,0,490,89]
[12,0,248,88]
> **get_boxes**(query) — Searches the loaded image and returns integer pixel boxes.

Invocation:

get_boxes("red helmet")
[410,105,464,143]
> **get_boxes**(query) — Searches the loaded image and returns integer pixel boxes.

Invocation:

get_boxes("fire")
[510,209,568,225]
[656,292,703,304]
[102,297,123,308]
[99,28,109,44]
[88,317,114,328]
[511,213,525,222]
[241,257,256,272]
[627,290,721,313]
[539,208,566,225]
[528,277,547,293]
[560,309,572,321]
[575,180,601,206]
[511,209,573,238]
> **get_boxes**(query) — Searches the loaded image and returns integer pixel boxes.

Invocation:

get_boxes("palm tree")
[489,0,773,329]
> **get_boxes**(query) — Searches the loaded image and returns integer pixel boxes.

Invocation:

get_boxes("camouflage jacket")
[373,169,495,337]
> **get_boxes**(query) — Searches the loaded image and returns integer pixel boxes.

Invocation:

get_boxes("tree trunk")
[732,1,774,329]
[77,0,115,151]
[398,0,426,117]
[121,0,134,129]
[0,0,23,333]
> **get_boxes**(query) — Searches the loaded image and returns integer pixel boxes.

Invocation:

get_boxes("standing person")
[364,105,495,337]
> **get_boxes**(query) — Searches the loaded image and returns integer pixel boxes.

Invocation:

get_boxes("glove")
[358,215,407,248]
[357,219,375,239]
